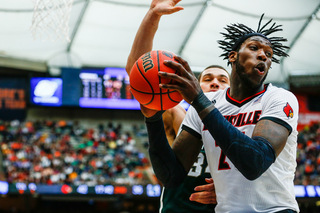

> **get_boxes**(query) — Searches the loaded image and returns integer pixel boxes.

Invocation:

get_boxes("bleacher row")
[0,119,153,186]
[0,119,319,186]
[295,122,320,186]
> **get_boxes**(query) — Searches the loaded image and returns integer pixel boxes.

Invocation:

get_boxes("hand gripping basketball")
[129,50,183,110]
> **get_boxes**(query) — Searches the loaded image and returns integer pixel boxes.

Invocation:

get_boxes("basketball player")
[160,66,230,213]
[125,1,230,211]
[142,2,300,213]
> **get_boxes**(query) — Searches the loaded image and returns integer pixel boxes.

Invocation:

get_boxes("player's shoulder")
[264,83,297,100]
[165,103,186,115]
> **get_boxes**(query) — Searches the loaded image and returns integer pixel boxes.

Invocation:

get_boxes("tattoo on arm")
[252,120,289,156]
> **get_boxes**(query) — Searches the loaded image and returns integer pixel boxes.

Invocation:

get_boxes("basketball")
[129,50,183,110]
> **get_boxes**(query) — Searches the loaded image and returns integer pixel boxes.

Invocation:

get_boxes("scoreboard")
[30,67,140,110]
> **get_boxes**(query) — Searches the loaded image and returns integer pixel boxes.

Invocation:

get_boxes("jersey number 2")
[215,131,246,170]
[217,150,230,170]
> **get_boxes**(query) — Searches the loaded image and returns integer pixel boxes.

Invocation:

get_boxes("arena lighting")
[294,185,320,197]
[95,185,114,195]
[77,185,88,195]
[114,186,127,194]
[15,182,27,194]
[146,184,161,197]
[0,181,8,194]
[28,183,37,194]
[132,185,144,195]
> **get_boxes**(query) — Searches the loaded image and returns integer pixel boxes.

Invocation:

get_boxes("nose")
[257,50,267,61]
[210,79,220,89]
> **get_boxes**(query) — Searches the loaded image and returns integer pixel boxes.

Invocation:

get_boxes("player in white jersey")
[142,9,300,213]
[182,84,299,212]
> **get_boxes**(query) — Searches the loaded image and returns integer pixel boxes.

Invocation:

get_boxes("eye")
[250,45,258,50]
[265,51,272,58]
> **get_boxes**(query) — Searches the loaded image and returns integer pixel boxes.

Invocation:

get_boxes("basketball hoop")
[31,0,74,42]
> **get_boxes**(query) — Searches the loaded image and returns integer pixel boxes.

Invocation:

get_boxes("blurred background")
[0,0,320,212]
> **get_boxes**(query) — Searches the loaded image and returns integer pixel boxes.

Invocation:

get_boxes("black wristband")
[144,110,165,123]
[191,90,213,112]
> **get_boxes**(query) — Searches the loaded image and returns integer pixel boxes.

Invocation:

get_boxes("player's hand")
[159,55,202,104]
[150,0,184,15]
[189,178,217,204]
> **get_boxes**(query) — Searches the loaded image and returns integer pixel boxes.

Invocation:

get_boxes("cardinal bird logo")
[283,102,294,118]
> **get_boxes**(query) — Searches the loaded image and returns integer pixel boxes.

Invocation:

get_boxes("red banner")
[295,94,320,131]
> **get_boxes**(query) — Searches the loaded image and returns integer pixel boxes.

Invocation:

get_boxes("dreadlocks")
[218,14,289,65]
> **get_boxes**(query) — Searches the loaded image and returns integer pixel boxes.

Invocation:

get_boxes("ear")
[228,51,237,64]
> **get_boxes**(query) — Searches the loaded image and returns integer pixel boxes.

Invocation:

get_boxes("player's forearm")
[192,92,276,180]
[145,118,187,188]
[125,9,161,74]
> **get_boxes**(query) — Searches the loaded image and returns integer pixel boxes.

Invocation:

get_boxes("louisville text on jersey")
[203,110,262,130]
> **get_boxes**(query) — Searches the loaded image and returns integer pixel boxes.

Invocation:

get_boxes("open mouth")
[255,63,265,75]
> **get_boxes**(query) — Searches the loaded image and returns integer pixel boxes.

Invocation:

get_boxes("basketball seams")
[132,60,154,105]
[157,50,164,111]
[129,50,183,110]
[130,89,179,95]
[165,51,180,104]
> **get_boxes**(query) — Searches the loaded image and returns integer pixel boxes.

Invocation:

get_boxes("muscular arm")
[198,104,288,157]
[172,130,203,171]
[162,104,186,146]
[197,103,288,180]
[125,10,161,74]
[252,119,289,156]
[146,118,202,188]
[125,0,184,118]
[125,0,183,75]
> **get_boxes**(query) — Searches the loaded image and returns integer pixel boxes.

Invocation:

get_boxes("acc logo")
[141,52,154,73]
[283,102,293,118]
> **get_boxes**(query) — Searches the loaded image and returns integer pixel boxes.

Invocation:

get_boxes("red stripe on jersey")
[227,85,267,104]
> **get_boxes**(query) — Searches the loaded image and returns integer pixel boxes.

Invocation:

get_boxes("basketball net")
[31,0,74,42]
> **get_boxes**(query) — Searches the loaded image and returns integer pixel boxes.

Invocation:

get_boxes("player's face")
[235,36,273,89]
[199,68,230,92]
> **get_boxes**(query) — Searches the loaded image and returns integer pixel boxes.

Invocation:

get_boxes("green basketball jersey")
[159,147,215,213]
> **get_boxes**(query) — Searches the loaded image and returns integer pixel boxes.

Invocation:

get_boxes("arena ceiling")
[0,0,320,85]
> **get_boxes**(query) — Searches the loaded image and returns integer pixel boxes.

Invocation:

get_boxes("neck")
[229,74,265,101]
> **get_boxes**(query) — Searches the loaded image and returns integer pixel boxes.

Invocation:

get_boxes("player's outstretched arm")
[189,178,217,204]
[125,0,184,75]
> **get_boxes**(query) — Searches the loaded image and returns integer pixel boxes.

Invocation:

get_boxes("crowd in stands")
[295,122,320,186]
[1,118,320,187]
[0,119,152,186]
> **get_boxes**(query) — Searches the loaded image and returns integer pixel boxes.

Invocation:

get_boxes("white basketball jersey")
[182,84,299,213]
